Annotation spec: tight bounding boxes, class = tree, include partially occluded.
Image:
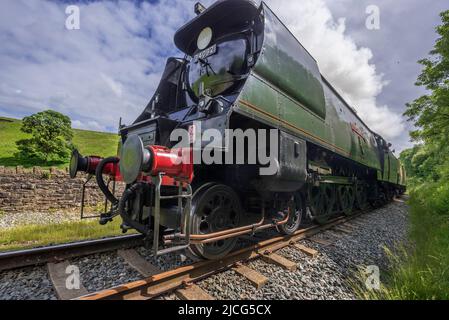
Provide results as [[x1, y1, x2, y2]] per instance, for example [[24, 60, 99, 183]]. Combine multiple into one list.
[[403, 10, 449, 184], [16, 110, 74, 162], [404, 10, 449, 146], [400, 145, 442, 187]]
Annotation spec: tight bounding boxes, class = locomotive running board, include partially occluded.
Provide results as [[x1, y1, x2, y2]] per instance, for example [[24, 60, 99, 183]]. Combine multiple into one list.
[[151, 173, 193, 257]]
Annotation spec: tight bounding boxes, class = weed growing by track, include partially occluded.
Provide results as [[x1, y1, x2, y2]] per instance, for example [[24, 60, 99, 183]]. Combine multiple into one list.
[[354, 184, 449, 299]]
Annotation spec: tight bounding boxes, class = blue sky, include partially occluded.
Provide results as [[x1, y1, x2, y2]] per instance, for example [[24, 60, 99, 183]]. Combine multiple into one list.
[[0, 0, 447, 152]]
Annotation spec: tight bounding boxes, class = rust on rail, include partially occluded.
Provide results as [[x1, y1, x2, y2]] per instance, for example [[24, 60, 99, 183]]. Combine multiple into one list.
[[77, 214, 356, 301]]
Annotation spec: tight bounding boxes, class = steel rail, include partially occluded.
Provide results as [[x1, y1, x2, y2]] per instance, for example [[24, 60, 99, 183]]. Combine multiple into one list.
[[76, 213, 361, 301], [0, 234, 144, 272]]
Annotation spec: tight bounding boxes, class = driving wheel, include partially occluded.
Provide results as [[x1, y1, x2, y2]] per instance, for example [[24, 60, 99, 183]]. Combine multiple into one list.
[[189, 183, 242, 260]]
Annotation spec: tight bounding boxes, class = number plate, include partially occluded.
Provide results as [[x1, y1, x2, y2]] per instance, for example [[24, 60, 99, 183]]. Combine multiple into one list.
[[194, 44, 217, 61]]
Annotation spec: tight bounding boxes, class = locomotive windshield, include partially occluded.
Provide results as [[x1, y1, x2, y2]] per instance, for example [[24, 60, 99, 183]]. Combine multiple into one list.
[[188, 36, 248, 98]]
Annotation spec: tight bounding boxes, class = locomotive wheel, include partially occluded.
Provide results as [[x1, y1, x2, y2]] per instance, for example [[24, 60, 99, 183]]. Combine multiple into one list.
[[378, 191, 387, 207], [278, 194, 305, 235], [308, 184, 335, 225], [387, 188, 394, 202], [189, 184, 242, 260], [355, 183, 369, 210], [338, 185, 355, 216]]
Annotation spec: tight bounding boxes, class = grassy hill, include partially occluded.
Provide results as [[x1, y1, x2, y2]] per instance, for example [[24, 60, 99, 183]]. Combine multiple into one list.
[[0, 116, 119, 168]]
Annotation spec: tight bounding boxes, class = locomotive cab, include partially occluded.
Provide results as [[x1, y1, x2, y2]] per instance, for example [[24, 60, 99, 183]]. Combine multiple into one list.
[[132, 0, 264, 128]]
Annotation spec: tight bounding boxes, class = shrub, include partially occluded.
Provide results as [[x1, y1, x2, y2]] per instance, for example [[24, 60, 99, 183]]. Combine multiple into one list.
[[41, 171, 52, 180]]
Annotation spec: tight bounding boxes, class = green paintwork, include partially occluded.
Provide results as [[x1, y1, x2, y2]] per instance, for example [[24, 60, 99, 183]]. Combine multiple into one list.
[[192, 72, 235, 97], [235, 3, 383, 171], [232, 2, 406, 186], [254, 4, 326, 119], [172, 0, 405, 186], [385, 151, 401, 184]]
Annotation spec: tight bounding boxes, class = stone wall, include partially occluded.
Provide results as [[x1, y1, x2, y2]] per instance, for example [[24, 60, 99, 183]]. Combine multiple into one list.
[[0, 166, 123, 213]]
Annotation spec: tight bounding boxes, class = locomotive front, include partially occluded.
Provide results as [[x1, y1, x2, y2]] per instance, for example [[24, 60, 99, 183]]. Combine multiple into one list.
[[69, 0, 268, 259]]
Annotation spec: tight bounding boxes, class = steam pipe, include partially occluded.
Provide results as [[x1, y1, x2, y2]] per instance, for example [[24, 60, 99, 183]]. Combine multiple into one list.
[[95, 157, 120, 205], [164, 215, 265, 241], [195, 214, 290, 244], [118, 183, 147, 234], [164, 212, 290, 245]]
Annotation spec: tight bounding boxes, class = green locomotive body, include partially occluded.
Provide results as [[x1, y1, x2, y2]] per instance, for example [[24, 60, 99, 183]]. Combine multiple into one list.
[[236, 2, 400, 184], [70, 0, 406, 260]]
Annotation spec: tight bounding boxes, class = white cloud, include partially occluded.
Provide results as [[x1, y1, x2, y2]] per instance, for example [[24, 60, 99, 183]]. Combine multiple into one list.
[[71, 119, 107, 132], [0, 0, 405, 143], [0, 0, 196, 130], [265, 0, 405, 140], [101, 73, 123, 98]]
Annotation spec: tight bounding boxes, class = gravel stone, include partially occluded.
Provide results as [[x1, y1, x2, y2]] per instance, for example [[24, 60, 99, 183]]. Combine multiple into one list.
[[0, 266, 57, 300], [0, 201, 408, 300], [135, 246, 197, 271], [195, 200, 408, 300], [70, 252, 142, 293], [0, 209, 81, 229]]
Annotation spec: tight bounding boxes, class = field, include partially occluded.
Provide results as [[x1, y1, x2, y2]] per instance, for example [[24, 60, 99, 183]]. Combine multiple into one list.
[[0, 116, 119, 168]]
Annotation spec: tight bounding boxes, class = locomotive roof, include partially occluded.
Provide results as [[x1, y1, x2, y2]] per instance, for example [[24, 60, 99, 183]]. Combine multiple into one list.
[[174, 0, 259, 55]]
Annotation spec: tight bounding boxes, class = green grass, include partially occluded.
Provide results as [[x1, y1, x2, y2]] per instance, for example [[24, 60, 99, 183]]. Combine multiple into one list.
[[355, 183, 449, 300], [0, 218, 136, 252], [0, 116, 119, 168]]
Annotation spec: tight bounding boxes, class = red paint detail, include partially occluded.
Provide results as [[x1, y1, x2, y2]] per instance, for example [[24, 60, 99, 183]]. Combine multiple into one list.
[[148, 146, 194, 183], [86, 156, 122, 181], [86, 157, 102, 174], [351, 123, 367, 142], [84, 146, 194, 187]]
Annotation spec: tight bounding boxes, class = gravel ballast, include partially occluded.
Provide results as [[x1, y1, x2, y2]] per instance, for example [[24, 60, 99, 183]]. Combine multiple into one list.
[[0, 200, 408, 300], [196, 200, 409, 300], [70, 252, 142, 293], [0, 266, 57, 300], [0, 210, 81, 229]]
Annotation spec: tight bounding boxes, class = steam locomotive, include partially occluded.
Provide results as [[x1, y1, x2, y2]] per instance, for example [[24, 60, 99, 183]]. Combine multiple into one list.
[[69, 0, 406, 260]]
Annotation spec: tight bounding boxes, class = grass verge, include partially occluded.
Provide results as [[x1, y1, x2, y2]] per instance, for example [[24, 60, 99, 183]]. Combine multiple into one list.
[[355, 183, 449, 299], [0, 218, 136, 252]]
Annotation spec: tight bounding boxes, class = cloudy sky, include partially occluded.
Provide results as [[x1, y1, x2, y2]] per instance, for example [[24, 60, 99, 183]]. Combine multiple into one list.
[[0, 0, 447, 153]]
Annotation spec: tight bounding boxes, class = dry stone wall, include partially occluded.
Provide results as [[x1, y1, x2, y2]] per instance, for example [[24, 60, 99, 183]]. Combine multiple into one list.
[[0, 166, 123, 213]]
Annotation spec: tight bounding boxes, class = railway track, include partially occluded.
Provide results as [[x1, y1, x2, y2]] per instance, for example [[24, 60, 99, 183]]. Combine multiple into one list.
[[0, 199, 407, 300], [75, 212, 365, 300], [0, 234, 143, 272]]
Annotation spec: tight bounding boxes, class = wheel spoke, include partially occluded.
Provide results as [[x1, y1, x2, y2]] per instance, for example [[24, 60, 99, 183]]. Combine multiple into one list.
[[309, 185, 334, 224], [191, 185, 242, 260]]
